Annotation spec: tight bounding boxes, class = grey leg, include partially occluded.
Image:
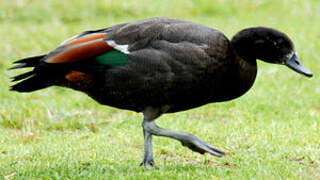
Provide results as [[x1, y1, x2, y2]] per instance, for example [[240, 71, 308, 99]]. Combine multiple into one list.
[[140, 106, 224, 169], [140, 107, 162, 169], [143, 120, 225, 157], [140, 119, 154, 169]]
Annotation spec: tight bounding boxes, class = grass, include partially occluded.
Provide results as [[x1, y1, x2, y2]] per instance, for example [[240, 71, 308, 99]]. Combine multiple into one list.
[[0, 0, 320, 179]]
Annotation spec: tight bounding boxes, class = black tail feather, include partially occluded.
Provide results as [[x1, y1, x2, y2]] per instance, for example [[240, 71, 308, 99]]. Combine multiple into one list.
[[13, 55, 45, 64], [9, 55, 53, 92], [9, 55, 45, 70], [8, 63, 28, 70], [11, 71, 35, 82], [10, 75, 54, 92]]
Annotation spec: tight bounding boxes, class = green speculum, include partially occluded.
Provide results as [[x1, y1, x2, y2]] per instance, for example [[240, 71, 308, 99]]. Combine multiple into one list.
[[95, 50, 129, 67]]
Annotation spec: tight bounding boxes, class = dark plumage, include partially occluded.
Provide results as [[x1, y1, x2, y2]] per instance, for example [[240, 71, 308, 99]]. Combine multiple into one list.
[[10, 17, 312, 168]]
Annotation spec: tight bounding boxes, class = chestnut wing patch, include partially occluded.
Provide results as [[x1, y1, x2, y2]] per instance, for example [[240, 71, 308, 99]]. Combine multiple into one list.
[[45, 33, 111, 63], [44, 32, 129, 67], [63, 33, 106, 47]]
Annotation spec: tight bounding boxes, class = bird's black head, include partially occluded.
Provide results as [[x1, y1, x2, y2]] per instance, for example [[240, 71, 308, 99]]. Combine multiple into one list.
[[231, 27, 313, 77]]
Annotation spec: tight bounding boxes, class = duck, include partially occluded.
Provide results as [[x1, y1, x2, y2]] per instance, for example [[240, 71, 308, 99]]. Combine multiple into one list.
[[9, 17, 313, 169]]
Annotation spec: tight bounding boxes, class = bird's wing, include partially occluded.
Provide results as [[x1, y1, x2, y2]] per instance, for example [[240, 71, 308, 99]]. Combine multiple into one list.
[[42, 23, 128, 66], [95, 17, 231, 78], [106, 17, 230, 57], [39, 17, 230, 69]]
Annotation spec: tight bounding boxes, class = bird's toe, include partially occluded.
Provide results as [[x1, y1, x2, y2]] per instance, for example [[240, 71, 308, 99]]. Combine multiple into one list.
[[140, 159, 154, 169]]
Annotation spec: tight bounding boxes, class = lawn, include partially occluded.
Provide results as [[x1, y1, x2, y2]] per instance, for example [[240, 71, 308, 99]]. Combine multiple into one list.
[[0, 0, 319, 179]]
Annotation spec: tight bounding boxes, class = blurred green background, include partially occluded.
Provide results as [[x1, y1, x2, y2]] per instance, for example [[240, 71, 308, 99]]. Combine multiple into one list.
[[0, 0, 319, 179]]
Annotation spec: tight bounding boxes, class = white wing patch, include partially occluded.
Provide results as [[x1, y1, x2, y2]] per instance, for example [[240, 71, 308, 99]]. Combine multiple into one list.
[[106, 40, 130, 54]]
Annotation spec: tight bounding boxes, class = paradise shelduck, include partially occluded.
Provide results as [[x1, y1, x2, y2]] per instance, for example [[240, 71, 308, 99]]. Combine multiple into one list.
[[9, 17, 313, 169]]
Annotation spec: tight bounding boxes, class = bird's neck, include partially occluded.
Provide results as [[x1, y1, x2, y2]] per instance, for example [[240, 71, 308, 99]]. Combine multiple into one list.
[[224, 44, 258, 100], [208, 51, 257, 102], [228, 28, 262, 97], [235, 54, 257, 88]]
